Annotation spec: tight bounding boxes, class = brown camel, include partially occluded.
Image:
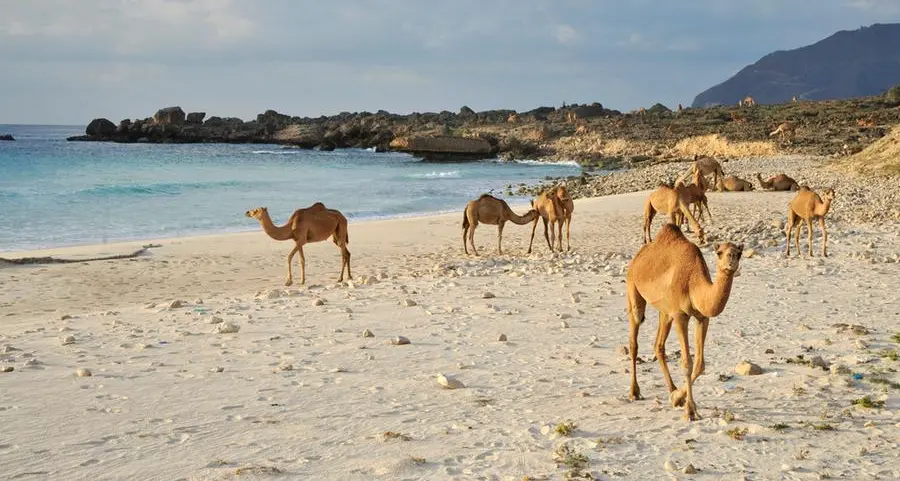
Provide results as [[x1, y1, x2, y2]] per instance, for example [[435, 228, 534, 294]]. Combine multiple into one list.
[[554, 185, 574, 251], [643, 183, 706, 245], [626, 223, 743, 421], [245, 204, 351, 286], [462, 194, 539, 256], [785, 188, 835, 257], [507, 113, 519, 124], [673, 171, 713, 226], [715, 175, 754, 192], [756, 172, 799, 191], [769, 122, 795, 143], [688, 155, 724, 190], [529, 190, 567, 253], [740, 96, 756, 107]]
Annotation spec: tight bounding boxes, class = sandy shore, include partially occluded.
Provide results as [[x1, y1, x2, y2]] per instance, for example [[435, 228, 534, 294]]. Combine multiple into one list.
[[1, 159, 899, 480]]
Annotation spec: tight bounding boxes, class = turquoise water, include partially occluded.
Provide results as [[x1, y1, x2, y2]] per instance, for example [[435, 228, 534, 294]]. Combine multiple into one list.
[[0, 124, 582, 251]]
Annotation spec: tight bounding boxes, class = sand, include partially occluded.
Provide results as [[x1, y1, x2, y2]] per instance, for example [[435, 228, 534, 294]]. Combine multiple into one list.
[[1, 168, 899, 480]]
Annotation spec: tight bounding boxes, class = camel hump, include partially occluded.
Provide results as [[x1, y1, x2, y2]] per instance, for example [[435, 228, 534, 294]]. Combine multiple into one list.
[[656, 223, 685, 242], [477, 193, 497, 201]]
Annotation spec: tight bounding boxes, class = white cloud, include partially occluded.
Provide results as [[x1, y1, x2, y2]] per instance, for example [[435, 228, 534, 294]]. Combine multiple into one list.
[[555, 24, 580, 45], [617, 32, 652, 50], [846, 0, 900, 12]]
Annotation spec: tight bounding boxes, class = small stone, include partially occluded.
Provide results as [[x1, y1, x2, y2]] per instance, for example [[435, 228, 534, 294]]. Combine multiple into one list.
[[60, 335, 76, 346], [168, 300, 184, 309], [664, 460, 677, 472], [75, 368, 92, 377], [570, 293, 580, 303], [436, 373, 465, 389], [735, 361, 763, 375], [829, 363, 851, 376], [278, 362, 293, 371], [683, 463, 697, 474], [391, 336, 410, 346], [810, 355, 829, 370], [864, 420, 875, 428], [497, 333, 508, 342], [1, 366, 13, 373], [216, 322, 240, 334], [854, 339, 869, 349], [765, 348, 774, 354], [616, 345, 629, 356], [60, 314, 73, 320], [401, 299, 417, 307], [23, 359, 40, 368], [311, 298, 325, 307], [211, 366, 224, 373], [362, 329, 375, 338], [482, 291, 495, 299]]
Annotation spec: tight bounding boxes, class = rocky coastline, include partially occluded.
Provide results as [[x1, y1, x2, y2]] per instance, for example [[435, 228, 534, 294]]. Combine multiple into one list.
[[0, 134, 14, 141], [68, 94, 899, 165]]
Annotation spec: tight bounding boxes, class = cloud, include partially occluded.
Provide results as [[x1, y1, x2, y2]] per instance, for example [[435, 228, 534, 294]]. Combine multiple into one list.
[[555, 24, 580, 45]]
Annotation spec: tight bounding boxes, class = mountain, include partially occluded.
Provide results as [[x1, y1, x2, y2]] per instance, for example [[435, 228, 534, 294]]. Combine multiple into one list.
[[691, 23, 900, 108]]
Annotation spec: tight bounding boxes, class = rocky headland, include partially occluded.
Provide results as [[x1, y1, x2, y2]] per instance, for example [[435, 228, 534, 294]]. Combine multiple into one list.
[[68, 93, 900, 166], [0, 134, 14, 141]]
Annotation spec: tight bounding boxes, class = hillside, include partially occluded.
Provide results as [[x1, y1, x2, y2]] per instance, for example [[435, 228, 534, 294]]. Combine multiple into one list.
[[692, 23, 900, 107]]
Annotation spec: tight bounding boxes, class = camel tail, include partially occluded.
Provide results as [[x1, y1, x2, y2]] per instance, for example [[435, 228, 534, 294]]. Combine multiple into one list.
[[462, 209, 469, 230]]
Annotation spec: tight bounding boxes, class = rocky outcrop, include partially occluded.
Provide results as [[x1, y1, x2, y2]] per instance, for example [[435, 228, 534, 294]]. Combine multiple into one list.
[[153, 106, 186, 126], [390, 135, 492, 161], [185, 112, 206, 125], [86, 118, 117, 137], [0, 134, 14, 141]]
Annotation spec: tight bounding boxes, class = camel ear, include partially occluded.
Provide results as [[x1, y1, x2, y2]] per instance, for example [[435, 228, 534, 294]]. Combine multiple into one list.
[[713, 243, 722, 253]]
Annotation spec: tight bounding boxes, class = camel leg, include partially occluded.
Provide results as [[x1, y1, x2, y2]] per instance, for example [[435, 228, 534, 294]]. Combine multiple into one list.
[[785, 211, 796, 256], [565, 216, 571, 251], [819, 217, 828, 257], [297, 245, 307, 285], [643, 202, 655, 244], [672, 314, 699, 421], [703, 200, 713, 225], [497, 221, 505, 255], [462, 225, 469, 255], [626, 284, 646, 401], [691, 316, 709, 382], [542, 217, 551, 251], [468, 223, 479, 257], [285, 244, 299, 286], [527, 218, 539, 254], [805, 218, 814, 257], [338, 243, 351, 282], [653, 312, 678, 395], [555, 220, 563, 252]]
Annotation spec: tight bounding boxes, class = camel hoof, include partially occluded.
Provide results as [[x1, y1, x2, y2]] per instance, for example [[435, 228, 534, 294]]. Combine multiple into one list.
[[629, 389, 643, 401], [684, 403, 700, 421], [284, 279, 293, 287], [670, 389, 687, 408]]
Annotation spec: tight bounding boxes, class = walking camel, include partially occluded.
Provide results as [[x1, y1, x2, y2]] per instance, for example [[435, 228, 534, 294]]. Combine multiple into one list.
[[529, 190, 567, 253], [643, 183, 707, 246], [785, 188, 836, 257], [688, 155, 724, 190], [462, 194, 539, 256], [626, 223, 743, 420], [245, 204, 351, 286]]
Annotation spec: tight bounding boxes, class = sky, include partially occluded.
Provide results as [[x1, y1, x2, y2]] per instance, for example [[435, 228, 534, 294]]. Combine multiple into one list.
[[1, 0, 899, 125]]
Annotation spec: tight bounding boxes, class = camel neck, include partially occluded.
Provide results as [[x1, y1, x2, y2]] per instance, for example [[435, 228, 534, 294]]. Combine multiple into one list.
[[691, 269, 735, 318], [259, 212, 294, 241], [817, 198, 833, 216]]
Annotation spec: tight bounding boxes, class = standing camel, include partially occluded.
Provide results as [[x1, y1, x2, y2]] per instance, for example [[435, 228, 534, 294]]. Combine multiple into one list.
[[462, 194, 538, 256], [245, 204, 351, 286], [687, 155, 724, 190], [769, 122, 795, 143], [554, 185, 574, 251], [785, 188, 835, 257], [529, 190, 566, 253], [643, 183, 706, 245], [626, 223, 743, 421]]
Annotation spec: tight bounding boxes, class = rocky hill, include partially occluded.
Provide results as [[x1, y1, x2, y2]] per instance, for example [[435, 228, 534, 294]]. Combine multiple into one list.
[[692, 23, 900, 107]]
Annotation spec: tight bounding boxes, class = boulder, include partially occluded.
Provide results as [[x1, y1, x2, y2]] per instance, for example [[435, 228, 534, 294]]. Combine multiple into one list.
[[117, 119, 131, 133], [185, 112, 206, 125], [85, 118, 117, 137], [152, 106, 186, 126], [389, 135, 492, 161], [0, 134, 14, 141], [459, 105, 475, 116], [273, 124, 325, 148]]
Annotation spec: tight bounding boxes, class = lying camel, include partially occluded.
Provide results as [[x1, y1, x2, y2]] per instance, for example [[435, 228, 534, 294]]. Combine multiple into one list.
[[715, 175, 754, 192], [756, 173, 799, 191], [463, 194, 538, 256], [688, 155, 724, 190], [786, 188, 835, 257], [529, 190, 567, 253], [643, 183, 706, 245], [246, 204, 351, 286], [769, 122, 795, 142], [626, 223, 743, 421]]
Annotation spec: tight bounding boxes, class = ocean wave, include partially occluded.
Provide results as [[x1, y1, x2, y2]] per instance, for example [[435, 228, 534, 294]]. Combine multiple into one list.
[[72, 180, 247, 197], [251, 149, 302, 155], [486, 158, 581, 167], [406, 170, 461, 179]]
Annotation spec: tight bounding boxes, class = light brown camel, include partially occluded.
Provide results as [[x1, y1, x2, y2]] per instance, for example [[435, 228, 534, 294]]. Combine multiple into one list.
[[688, 155, 724, 190], [565, 111, 578, 124], [643, 183, 706, 245], [715, 175, 754, 192], [756, 172, 799, 191], [462, 194, 539, 256], [245, 204, 351, 286], [792, 96, 798, 103], [529, 190, 567, 253], [554, 185, 574, 251], [626, 223, 743, 421], [507, 113, 519, 124], [769, 122, 795, 142], [740, 96, 756, 107], [785, 188, 835, 257], [673, 171, 713, 225]]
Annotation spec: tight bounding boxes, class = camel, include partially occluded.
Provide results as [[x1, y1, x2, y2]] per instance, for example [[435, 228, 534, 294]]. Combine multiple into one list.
[[673, 170, 713, 225], [677, 104, 684, 113], [507, 113, 519, 124], [756, 172, 799, 191], [785, 188, 835, 257], [565, 111, 578, 124], [245, 204, 351, 286], [642, 183, 706, 246], [792, 96, 798, 103], [626, 223, 743, 421], [740, 96, 756, 107], [688, 154, 724, 190], [462, 194, 539, 256], [715, 175, 754, 192], [529, 190, 567, 253], [769, 122, 796, 143], [554, 185, 574, 251]]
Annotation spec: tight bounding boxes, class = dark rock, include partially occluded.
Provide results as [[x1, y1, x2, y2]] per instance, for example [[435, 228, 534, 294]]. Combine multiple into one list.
[[0, 134, 14, 141], [185, 112, 206, 124], [459, 105, 475, 116], [85, 118, 116, 137], [317, 140, 336, 151], [116, 119, 131, 133], [153, 106, 186, 126]]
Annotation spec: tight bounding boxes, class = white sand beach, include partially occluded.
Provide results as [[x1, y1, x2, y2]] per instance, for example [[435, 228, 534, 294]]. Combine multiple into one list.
[[1, 158, 899, 480]]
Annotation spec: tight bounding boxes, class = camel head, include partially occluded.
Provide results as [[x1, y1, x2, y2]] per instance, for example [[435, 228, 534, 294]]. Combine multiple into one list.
[[713, 242, 743, 275], [555, 185, 571, 201], [820, 188, 835, 203], [245, 207, 268, 220]]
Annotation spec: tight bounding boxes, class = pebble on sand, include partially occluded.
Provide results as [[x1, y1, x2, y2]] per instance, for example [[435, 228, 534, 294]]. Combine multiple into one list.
[[362, 329, 375, 338], [497, 333, 508, 342], [1, 366, 13, 373], [400, 299, 417, 307], [278, 362, 293, 371], [169, 300, 184, 309], [482, 291, 495, 299], [75, 368, 92, 377], [683, 464, 697, 474], [436, 373, 465, 389], [735, 361, 763, 375], [216, 322, 240, 334], [60, 335, 76, 346], [391, 336, 410, 345], [312, 298, 325, 306]]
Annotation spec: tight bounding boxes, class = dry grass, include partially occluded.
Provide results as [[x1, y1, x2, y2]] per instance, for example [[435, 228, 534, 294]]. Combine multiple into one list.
[[834, 124, 900, 174], [674, 134, 779, 158], [551, 133, 643, 158]]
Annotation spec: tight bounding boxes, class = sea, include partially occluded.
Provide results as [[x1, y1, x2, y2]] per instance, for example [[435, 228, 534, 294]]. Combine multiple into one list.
[[0, 124, 583, 252]]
